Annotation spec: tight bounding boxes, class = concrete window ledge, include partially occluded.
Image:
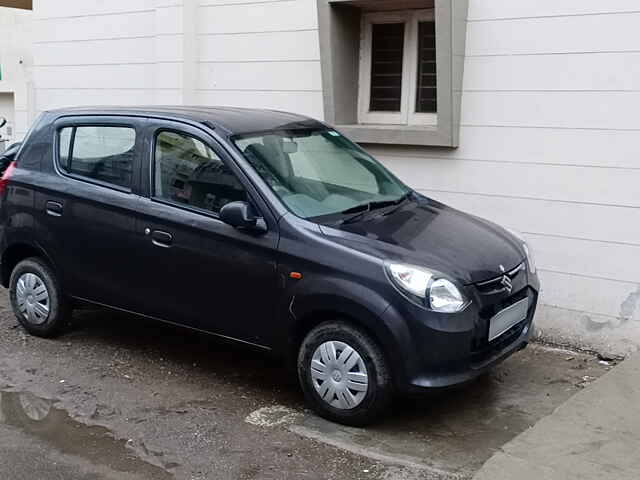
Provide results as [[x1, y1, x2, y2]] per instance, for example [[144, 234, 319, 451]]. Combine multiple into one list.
[[335, 123, 452, 147], [317, 0, 468, 147]]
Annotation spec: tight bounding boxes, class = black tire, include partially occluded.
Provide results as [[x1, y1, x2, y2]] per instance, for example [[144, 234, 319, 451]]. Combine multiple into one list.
[[298, 321, 393, 427], [9, 257, 70, 338]]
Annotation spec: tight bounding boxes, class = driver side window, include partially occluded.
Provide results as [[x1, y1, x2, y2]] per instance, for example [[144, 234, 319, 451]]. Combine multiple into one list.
[[154, 131, 246, 213]]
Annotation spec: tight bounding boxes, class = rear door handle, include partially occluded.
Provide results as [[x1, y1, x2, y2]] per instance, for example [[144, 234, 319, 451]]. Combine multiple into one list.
[[150, 230, 173, 248], [45, 201, 63, 217]]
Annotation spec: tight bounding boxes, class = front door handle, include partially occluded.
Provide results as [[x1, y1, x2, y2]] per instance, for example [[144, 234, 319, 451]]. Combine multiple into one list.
[[150, 230, 173, 248], [45, 201, 63, 217]]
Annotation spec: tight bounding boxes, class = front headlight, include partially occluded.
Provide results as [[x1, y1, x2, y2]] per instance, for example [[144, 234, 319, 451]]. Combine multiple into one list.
[[385, 263, 468, 313], [429, 278, 466, 313], [506, 228, 536, 274]]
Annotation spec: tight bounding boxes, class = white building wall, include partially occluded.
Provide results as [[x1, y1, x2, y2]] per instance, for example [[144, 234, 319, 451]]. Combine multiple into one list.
[[195, 0, 322, 118], [31, 0, 186, 111], [30, 0, 323, 116], [0, 6, 33, 141], [8, 0, 640, 355]]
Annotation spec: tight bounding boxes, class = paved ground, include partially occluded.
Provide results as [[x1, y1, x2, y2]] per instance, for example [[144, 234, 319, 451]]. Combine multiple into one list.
[[0, 289, 614, 479], [474, 353, 640, 480]]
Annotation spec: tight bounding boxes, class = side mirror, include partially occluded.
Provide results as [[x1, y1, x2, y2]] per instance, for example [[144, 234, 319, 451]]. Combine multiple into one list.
[[219, 201, 265, 232]]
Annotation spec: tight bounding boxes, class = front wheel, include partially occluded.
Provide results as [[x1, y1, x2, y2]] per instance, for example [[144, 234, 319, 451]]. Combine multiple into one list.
[[9, 257, 70, 338], [297, 321, 393, 426]]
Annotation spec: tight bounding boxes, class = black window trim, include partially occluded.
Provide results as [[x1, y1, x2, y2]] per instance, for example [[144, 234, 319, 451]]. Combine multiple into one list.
[[149, 127, 253, 221], [53, 121, 139, 194]]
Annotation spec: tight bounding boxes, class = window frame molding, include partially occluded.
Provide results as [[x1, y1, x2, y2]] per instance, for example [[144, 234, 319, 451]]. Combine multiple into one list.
[[358, 9, 436, 127], [317, 0, 468, 147], [358, 11, 412, 126], [408, 9, 438, 126]]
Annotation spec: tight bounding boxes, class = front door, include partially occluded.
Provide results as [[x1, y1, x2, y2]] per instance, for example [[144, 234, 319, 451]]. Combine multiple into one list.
[[131, 121, 280, 348]]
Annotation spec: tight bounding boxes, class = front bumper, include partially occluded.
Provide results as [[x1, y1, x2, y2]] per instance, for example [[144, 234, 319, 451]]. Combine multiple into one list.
[[384, 265, 540, 393]]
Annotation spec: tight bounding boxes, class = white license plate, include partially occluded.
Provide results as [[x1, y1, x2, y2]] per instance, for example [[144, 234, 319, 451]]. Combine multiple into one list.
[[488, 298, 529, 342]]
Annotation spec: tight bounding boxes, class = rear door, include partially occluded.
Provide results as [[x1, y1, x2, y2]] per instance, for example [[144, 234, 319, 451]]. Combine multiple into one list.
[[130, 120, 280, 347], [35, 115, 145, 309]]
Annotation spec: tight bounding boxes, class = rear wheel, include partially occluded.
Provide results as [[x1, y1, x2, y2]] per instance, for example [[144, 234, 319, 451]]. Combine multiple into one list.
[[9, 257, 69, 338], [298, 321, 393, 426]]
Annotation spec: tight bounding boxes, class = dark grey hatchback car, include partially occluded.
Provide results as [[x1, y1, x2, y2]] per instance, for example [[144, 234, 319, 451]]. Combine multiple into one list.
[[0, 107, 539, 425]]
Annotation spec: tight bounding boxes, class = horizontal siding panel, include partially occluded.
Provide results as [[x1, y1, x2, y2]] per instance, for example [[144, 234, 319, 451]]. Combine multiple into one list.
[[464, 53, 640, 92], [153, 5, 182, 36], [33, 38, 157, 65], [195, 90, 323, 119], [197, 1, 317, 34], [461, 91, 640, 130], [469, 0, 640, 21], [152, 89, 183, 104], [34, 0, 154, 19], [34, 64, 181, 89], [467, 13, 640, 56], [198, 31, 319, 62], [529, 234, 640, 284], [364, 127, 640, 169], [538, 270, 638, 321], [420, 191, 640, 247], [35, 11, 154, 42], [154, 35, 183, 63], [34, 88, 157, 111], [197, 61, 321, 91], [374, 155, 640, 207]]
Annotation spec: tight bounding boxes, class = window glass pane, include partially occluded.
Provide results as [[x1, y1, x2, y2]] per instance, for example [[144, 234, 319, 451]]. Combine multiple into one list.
[[289, 136, 378, 194], [154, 131, 246, 213], [58, 127, 72, 170], [370, 23, 405, 112], [60, 126, 135, 188], [234, 129, 409, 219], [416, 21, 437, 113]]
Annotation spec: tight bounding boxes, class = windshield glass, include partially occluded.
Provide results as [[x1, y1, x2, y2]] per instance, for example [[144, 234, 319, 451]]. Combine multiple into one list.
[[232, 128, 410, 220]]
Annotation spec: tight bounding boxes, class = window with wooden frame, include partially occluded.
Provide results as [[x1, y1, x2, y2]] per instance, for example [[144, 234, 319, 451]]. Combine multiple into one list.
[[358, 9, 436, 126]]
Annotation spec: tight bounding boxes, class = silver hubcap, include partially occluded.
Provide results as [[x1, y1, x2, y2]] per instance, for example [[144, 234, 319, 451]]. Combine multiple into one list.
[[310, 341, 369, 410], [16, 273, 50, 325]]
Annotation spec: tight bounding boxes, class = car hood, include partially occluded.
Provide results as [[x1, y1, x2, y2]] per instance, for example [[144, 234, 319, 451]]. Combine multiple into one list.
[[319, 195, 525, 285]]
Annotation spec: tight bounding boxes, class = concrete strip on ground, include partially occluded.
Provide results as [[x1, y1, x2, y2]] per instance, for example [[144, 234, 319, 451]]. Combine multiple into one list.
[[473, 354, 640, 480]]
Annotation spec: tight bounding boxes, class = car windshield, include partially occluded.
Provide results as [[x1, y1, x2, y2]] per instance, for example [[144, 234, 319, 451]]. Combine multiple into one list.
[[232, 128, 410, 220]]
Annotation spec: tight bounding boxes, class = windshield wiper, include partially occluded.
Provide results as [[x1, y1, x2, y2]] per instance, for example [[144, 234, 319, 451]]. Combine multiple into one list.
[[340, 193, 411, 225]]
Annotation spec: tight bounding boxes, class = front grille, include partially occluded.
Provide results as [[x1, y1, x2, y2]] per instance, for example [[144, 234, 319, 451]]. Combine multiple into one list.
[[469, 262, 535, 364], [475, 262, 525, 295]]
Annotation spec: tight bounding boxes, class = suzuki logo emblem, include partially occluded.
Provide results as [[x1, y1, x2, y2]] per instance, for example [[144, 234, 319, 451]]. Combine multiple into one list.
[[500, 274, 513, 294]]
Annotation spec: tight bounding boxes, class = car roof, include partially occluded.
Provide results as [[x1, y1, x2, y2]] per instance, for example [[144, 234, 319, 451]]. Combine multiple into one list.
[[45, 106, 325, 137]]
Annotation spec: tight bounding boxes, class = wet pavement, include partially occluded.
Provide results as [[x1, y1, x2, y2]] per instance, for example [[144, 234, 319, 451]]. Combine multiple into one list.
[[0, 289, 614, 479], [0, 391, 170, 479]]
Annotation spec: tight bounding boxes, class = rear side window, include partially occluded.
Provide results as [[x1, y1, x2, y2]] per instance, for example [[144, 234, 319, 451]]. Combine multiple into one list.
[[57, 126, 136, 189]]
